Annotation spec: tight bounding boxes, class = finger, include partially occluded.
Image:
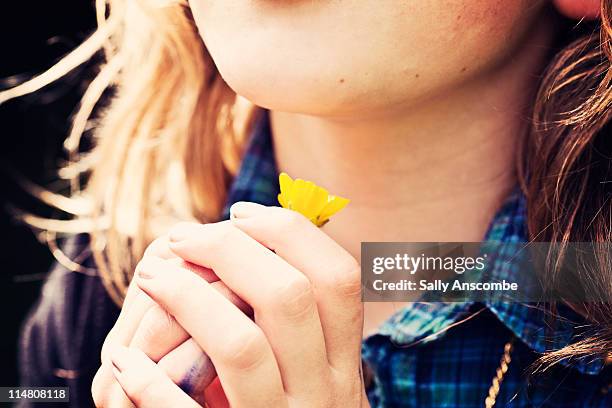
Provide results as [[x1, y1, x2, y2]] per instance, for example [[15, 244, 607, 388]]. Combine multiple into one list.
[[95, 237, 176, 408], [158, 338, 216, 405], [103, 236, 176, 355], [128, 282, 251, 406], [167, 222, 330, 396], [230, 203, 363, 371], [105, 236, 211, 350], [129, 280, 251, 361], [110, 346, 201, 408], [96, 253, 243, 407], [91, 360, 135, 408], [94, 283, 153, 408], [129, 305, 189, 361], [135, 257, 287, 408]]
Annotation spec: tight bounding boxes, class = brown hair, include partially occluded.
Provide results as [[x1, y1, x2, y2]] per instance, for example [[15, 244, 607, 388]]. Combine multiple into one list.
[[519, 1, 612, 363]]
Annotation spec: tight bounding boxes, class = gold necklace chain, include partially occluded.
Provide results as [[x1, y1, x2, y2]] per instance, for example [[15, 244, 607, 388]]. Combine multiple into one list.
[[361, 338, 516, 407], [484, 338, 515, 408]]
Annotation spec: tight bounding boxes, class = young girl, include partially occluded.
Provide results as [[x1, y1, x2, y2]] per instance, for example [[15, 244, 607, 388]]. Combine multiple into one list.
[[5, 0, 611, 406]]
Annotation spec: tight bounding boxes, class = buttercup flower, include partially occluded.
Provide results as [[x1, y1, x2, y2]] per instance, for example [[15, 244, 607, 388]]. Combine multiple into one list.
[[277, 172, 350, 227]]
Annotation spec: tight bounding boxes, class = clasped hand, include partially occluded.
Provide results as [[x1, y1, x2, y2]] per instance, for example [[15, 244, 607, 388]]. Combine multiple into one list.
[[92, 202, 368, 408]]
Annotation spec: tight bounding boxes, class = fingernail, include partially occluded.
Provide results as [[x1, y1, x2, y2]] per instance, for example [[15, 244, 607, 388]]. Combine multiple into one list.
[[168, 222, 194, 243], [136, 258, 158, 280], [229, 202, 267, 219]]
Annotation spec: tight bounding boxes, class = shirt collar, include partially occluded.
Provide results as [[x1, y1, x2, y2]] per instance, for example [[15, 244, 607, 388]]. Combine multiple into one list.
[[222, 112, 279, 219], [222, 111, 605, 375]]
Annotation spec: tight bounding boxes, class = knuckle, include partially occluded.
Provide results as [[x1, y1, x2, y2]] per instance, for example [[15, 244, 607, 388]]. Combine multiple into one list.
[[280, 209, 309, 231], [123, 382, 144, 406], [99, 327, 125, 364], [91, 367, 109, 407], [137, 306, 177, 344], [166, 274, 197, 313], [273, 275, 316, 320], [322, 258, 362, 297], [218, 327, 269, 370], [204, 222, 237, 253], [100, 336, 113, 363], [135, 374, 170, 406]]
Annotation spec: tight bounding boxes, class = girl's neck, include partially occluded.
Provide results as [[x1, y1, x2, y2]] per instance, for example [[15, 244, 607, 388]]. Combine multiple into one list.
[[270, 15, 554, 259]]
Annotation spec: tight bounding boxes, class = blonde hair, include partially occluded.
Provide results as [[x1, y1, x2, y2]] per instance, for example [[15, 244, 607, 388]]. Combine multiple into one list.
[[1, 0, 253, 305]]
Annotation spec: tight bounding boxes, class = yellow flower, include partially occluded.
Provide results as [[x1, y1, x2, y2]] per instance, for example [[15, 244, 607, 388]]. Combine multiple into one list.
[[277, 172, 350, 227]]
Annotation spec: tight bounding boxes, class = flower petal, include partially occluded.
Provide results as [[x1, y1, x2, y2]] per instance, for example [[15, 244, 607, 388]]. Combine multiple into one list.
[[279, 173, 294, 199], [276, 173, 349, 227], [317, 196, 350, 225], [291, 179, 329, 220]]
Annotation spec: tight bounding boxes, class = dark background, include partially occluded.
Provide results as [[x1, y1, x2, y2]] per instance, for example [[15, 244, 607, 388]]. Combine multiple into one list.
[[0, 1, 96, 386]]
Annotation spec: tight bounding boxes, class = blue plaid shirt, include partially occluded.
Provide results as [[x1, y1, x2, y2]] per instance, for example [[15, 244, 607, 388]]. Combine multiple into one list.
[[223, 112, 612, 407]]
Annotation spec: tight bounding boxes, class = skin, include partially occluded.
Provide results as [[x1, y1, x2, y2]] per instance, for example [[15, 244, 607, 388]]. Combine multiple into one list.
[[192, 0, 545, 117], [96, 211, 365, 407], [91, 1, 602, 407]]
